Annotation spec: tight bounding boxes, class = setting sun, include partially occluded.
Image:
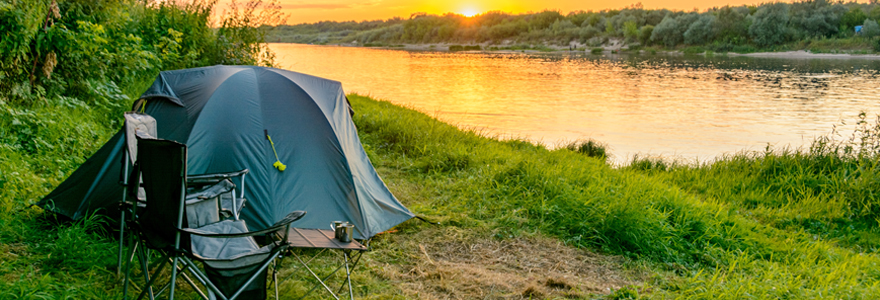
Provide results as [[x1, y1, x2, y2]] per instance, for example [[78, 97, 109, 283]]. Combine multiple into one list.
[[460, 8, 479, 17]]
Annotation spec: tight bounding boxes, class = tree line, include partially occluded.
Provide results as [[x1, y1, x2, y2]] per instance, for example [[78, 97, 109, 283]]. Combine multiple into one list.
[[269, 1, 880, 51]]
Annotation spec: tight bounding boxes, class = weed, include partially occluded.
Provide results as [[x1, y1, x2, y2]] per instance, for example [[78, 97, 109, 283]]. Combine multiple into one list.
[[563, 139, 610, 163]]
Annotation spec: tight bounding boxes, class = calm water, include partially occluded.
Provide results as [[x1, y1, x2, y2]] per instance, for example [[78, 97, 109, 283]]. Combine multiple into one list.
[[270, 43, 880, 164]]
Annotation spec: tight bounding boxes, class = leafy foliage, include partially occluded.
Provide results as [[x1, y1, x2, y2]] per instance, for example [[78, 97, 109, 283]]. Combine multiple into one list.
[[748, 3, 791, 47], [270, 1, 880, 52], [0, 1, 282, 296], [863, 19, 880, 38]]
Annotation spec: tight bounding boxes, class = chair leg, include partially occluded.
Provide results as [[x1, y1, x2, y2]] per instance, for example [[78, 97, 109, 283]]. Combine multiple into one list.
[[228, 251, 283, 300], [171, 257, 210, 300], [169, 256, 180, 299], [274, 259, 279, 300], [180, 257, 228, 300], [118, 209, 126, 278], [136, 243, 156, 300], [122, 234, 134, 299], [136, 258, 168, 300]]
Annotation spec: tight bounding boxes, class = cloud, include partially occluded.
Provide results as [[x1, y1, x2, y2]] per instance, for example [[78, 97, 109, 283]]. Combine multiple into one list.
[[279, 0, 382, 10], [350, 0, 382, 8], [279, 3, 348, 9]]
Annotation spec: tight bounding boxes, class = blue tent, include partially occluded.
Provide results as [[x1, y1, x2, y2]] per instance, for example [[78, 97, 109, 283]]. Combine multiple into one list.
[[39, 65, 414, 239]]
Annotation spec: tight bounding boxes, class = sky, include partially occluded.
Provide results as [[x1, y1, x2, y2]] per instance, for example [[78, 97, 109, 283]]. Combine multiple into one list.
[[266, 0, 777, 24]]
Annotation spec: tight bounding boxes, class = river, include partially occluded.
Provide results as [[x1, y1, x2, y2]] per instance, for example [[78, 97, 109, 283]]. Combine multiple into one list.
[[269, 43, 880, 164]]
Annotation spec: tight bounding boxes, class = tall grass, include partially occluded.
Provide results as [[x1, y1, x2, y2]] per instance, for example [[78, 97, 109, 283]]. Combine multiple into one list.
[[4, 88, 880, 298], [349, 94, 880, 298]]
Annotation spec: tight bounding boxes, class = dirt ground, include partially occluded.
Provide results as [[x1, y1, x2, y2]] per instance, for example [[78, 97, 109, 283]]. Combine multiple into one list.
[[371, 228, 643, 299]]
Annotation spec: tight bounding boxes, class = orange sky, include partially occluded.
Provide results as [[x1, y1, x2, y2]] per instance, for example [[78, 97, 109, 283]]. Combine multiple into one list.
[[267, 0, 777, 24]]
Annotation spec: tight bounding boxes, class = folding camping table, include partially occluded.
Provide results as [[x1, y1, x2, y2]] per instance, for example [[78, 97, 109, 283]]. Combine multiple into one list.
[[284, 228, 368, 300]]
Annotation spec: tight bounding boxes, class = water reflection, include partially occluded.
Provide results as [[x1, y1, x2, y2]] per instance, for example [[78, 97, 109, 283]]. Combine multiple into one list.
[[270, 44, 880, 164]]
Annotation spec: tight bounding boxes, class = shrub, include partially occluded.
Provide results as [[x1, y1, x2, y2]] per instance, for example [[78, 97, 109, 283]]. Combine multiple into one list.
[[591, 47, 604, 54], [564, 140, 609, 163], [684, 14, 716, 45], [749, 3, 792, 47], [863, 19, 880, 38], [638, 25, 654, 45], [682, 46, 705, 54], [651, 15, 682, 47]]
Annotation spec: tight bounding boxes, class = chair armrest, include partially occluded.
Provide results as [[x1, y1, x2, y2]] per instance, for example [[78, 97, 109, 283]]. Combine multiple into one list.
[[180, 211, 306, 239], [185, 179, 235, 202], [187, 169, 249, 184]]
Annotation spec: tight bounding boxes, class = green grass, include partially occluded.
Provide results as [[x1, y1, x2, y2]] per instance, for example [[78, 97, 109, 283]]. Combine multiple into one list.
[[349, 95, 880, 298], [448, 45, 481, 51], [3, 93, 880, 298]]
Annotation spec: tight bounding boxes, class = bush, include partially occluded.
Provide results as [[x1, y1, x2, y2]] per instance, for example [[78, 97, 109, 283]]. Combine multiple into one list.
[[638, 25, 654, 45], [564, 140, 609, 163], [749, 3, 792, 47], [684, 14, 716, 45], [651, 15, 682, 47], [863, 19, 880, 38], [591, 47, 604, 54], [682, 46, 705, 54]]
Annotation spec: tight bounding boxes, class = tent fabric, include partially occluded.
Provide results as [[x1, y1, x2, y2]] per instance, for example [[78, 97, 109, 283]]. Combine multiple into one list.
[[38, 65, 414, 239]]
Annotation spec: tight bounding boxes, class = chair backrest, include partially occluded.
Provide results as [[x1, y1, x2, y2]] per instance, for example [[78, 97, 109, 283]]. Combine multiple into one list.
[[136, 136, 190, 250], [123, 113, 157, 202], [124, 112, 158, 164]]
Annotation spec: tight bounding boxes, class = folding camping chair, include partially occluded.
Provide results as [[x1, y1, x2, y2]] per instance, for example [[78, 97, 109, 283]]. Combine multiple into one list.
[[117, 113, 156, 276], [117, 113, 250, 277], [123, 136, 306, 300]]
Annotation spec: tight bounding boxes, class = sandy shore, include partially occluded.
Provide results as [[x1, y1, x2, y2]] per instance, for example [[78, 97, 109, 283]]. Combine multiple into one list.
[[331, 43, 880, 59], [728, 50, 880, 59]]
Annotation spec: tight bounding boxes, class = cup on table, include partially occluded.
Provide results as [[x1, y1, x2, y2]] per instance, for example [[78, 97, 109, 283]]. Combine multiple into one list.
[[336, 223, 354, 243], [331, 221, 348, 239]]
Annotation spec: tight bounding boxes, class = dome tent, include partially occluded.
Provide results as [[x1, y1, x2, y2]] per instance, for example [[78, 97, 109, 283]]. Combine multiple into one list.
[[38, 65, 414, 239]]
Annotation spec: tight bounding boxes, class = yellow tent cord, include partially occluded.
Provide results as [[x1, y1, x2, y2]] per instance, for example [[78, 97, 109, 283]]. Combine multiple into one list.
[[139, 99, 147, 113], [266, 134, 286, 171]]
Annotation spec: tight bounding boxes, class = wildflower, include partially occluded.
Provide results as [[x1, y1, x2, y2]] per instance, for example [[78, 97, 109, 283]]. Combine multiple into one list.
[[50, 0, 61, 19], [43, 52, 57, 78]]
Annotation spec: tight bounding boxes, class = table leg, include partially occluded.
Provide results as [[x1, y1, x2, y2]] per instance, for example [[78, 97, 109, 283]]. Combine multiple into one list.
[[344, 251, 354, 300], [293, 251, 340, 300]]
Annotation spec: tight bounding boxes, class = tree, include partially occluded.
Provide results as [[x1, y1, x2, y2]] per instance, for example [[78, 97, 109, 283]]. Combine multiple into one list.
[[639, 24, 654, 45], [623, 21, 639, 40], [863, 19, 880, 38], [749, 3, 791, 47], [651, 15, 682, 46], [684, 14, 716, 44], [841, 6, 867, 32], [714, 6, 749, 44], [789, 0, 844, 39]]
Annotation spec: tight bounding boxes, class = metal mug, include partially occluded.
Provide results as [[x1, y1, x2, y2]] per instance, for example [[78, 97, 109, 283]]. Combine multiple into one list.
[[331, 221, 347, 238], [336, 223, 354, 243], [330, 221, 348, 230]]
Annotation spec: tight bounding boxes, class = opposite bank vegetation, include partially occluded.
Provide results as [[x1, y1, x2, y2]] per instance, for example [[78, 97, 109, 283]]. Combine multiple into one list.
[[270, 1, 880, 54], [4, 0, 880, 299]]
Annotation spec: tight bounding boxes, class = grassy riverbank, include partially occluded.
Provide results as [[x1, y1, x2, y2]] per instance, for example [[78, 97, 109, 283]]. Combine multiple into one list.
[[3, 90, 880, 298]]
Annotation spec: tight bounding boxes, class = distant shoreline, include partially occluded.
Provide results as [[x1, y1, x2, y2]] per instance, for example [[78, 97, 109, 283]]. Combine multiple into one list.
[[728, 50, 880, 59], [273, 42, 880, 59]]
